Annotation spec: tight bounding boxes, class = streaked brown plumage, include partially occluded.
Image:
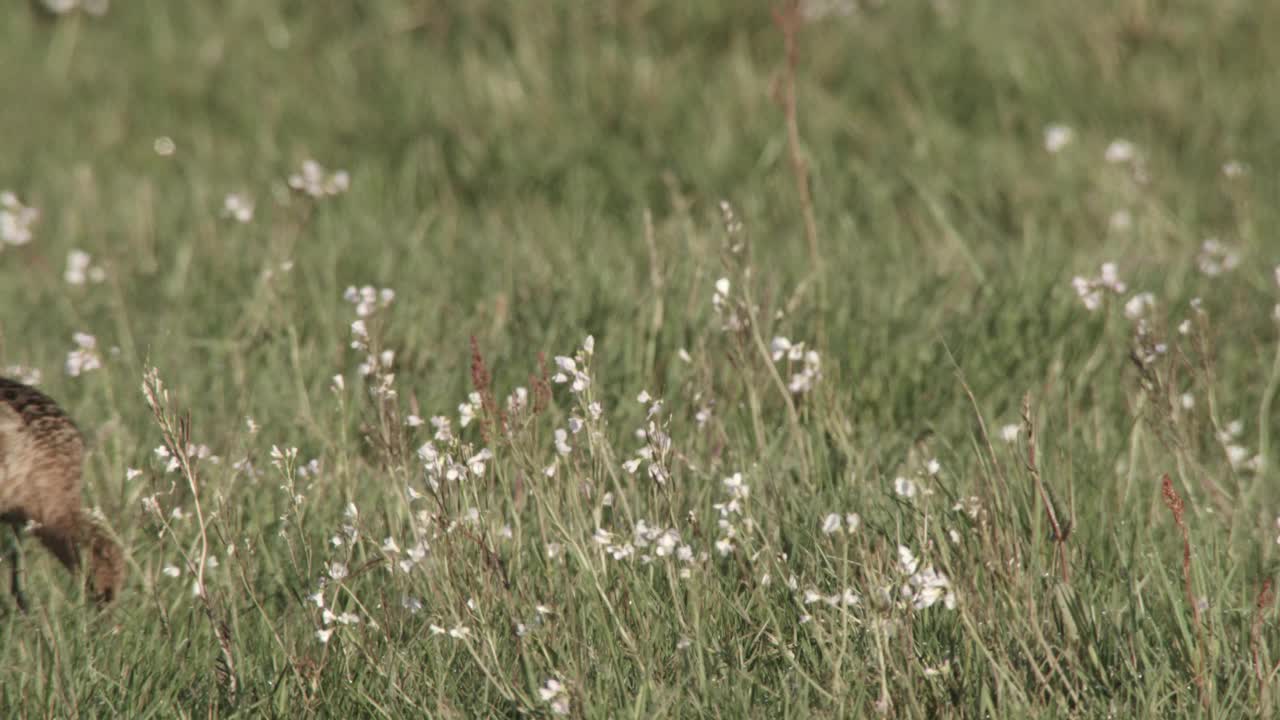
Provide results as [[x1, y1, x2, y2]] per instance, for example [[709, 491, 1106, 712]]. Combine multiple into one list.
[[0, 377, 123, 609]]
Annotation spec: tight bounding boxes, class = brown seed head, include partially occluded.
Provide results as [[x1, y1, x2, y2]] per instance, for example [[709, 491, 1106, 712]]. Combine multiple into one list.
[[1160, 474, 1184, 525]]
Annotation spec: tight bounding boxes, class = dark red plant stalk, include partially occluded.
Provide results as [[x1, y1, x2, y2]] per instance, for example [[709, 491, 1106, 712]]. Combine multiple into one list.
[[531, 352, 552, 417], [1252, 578, 1274, 704], [1161, 473, 1207, 706], [770, 0, 819, 276], [469, 335, 505, 443]]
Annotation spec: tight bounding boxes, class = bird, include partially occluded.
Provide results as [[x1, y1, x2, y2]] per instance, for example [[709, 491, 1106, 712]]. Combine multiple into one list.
[[0, 376, 123, 610]]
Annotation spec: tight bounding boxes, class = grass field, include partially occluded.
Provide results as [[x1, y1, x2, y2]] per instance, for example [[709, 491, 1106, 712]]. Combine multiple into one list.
[[2, 1, 1280, 716]]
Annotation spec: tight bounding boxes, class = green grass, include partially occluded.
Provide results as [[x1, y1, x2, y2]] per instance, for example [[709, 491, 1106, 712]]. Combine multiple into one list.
[[2, 0, 1280, 716]]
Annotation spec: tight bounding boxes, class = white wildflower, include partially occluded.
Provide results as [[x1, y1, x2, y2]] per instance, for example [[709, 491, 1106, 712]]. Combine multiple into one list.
[[845, 513, 861, 532], [821, 513, 842, 535], [893, 477, 916, 499], [65, 333, 102, 376], [0, 192, 39, 246], [222, 193, 254, 223], [1124, 292, 1156, 320], [1104, 139, 1137, 164], [288, 160, 350, 198], [1043, 124, 1073, 153]]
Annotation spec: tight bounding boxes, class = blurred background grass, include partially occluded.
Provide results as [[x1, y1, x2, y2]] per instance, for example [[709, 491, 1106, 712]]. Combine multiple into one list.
[[1, 1, 1279, 716]]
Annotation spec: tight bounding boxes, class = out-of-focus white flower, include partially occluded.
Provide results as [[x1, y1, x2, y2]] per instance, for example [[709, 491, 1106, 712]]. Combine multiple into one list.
[[722, 473, 749, 500], [770, 337, 794, 361], [539, 678, 564, 702], [538, 677, 570, 715], [897, 545, 919, 575], [467, 448, 492, 477], [222, 193, 254, 223], [1225, 444, 1249, 468], [289, 160, 349, 198], [898, 545, 957, 610], [894, 477, 916, 499], [821, 513, 842, 535], [64, 250, 104, 285], [1197, 239, 1240, 277], [1104, 139, 1137, 164], [1124, 292, 1156, 320], [1043, 124, 1074, 154], [845, 513, 860, 532], [554, 428, 572, 456], [0, 192, 39, 246], [1099, 263, 1125, 292], [65, 333, 102, 376], [1072, 262, 1126, 312]]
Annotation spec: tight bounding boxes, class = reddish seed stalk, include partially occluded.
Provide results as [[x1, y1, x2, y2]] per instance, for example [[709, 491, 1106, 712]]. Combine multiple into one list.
[[531, 352, 552, 417], [1253, 579, 1274, 706], [469, 335, 505, 443], [1161, 474, 1207, 707], [772, 0, 821, 287]]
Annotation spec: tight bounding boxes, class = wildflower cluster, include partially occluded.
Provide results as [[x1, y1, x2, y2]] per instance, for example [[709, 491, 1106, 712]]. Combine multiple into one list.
[[1103, 137, 1149, 183], [222, 193, 254, 223], [308, 527, 372, 645], [538, 678, 571, 716], [621, 391, 673, 484], [288, 160, 350, 199], [64, 333, 102, 377], [771, 336, 821, 394], [64, 250, 105, 286], [1218, 419, 1261, 472], [593, 519, 697, 572], [344, 285, 396, 394], [711, 277, 744, 331], [820, 511, 860, 535], [551, 336, 594, 395], [896, 545, 956, 610], [712, 472, 751, 557], [0, 192, 38, 247], [1071, 262, 1126, 311], [1196, 239, 1240, 277], [417, 423, 491, 492]]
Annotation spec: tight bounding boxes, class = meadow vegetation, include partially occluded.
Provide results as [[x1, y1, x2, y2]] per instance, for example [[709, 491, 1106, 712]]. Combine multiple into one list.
[[2, 1, 1280, 716]]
